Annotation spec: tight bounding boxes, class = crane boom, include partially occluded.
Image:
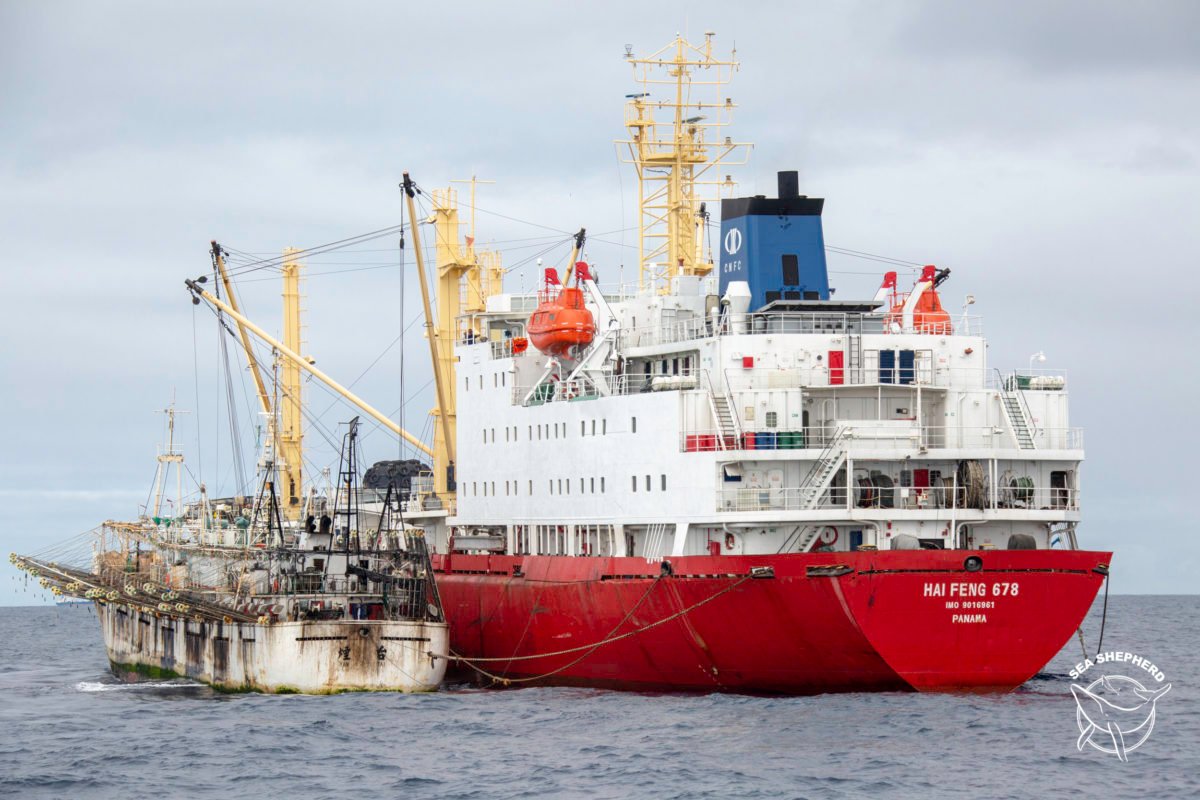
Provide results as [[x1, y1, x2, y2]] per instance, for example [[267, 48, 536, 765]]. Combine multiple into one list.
[[211, 241, 271, 415], [185, 279, 434, 458]]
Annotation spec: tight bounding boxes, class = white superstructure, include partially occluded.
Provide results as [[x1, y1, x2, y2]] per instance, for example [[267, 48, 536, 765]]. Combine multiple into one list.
[[442, 261, 1081, 561]]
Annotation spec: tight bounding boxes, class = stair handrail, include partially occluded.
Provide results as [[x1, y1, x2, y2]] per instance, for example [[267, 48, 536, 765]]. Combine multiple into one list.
[[798, 425, 848, 506], [993, 368, 1039, 447], [703, 368, 742, 446], [1013, 378, 1041, 440]]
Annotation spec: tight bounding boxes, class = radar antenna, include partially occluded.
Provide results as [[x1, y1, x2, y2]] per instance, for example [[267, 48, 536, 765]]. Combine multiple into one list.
[[618, 32, 752, 291]]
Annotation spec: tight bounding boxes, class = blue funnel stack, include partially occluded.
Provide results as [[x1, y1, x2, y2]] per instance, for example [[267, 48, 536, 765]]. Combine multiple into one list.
[[718, 171, 830, 310]]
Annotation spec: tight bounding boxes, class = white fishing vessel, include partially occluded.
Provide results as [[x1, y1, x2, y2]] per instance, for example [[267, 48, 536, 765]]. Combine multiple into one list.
[[14, 251, 448, 694]]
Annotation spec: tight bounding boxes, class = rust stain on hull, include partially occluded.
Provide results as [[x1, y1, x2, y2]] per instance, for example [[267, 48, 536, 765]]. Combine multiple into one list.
[[97, 602, 447, 693]]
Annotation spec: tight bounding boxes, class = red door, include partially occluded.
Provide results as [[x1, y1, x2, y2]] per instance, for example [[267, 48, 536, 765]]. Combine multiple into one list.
[[828, 351, 845, 385]]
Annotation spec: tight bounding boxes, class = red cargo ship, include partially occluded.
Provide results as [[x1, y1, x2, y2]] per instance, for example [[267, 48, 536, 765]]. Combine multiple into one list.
[[433, 550, 1107, 692], [385, 33, 1105, 693]]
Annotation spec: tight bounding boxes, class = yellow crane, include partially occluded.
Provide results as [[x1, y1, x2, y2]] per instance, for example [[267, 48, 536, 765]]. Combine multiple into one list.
[[195, 173, 503, 511]]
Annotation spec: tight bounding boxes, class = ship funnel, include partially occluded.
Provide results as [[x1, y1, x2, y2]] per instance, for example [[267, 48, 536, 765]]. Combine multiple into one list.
[[719, 171, 829, 310], [777, 170, 799, 199]]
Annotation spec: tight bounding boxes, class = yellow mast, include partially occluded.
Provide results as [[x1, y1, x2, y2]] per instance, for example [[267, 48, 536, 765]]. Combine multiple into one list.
[[185, 279, 434, 458], [619, 32, 750, 291], [402, 173, 457, 502], [279, 248, 304, 519], [450, 176, 503, 316], [402, 173, 505, 505]]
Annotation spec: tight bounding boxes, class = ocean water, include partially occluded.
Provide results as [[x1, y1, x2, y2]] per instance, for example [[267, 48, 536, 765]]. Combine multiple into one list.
[[0, 596, 1195, 800]]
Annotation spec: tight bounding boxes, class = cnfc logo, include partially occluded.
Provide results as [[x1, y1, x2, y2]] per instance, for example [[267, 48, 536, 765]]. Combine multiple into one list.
[[1069, 651, 1171, 761], [723, 227, 742, 256]]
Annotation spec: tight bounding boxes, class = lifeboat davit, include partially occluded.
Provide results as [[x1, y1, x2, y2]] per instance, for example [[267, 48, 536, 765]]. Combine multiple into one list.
[[882, 265, 954, 335], [528, 263, 596, 356]]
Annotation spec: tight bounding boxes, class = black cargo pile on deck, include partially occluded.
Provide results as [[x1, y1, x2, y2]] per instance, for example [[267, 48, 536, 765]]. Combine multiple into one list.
[[363, 459, 430, 496]]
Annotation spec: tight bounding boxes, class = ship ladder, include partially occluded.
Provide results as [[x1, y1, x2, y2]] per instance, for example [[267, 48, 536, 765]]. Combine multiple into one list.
[[1000, 391, 1037, 449], [704, 371, 741, 450], [796, 427, 849, 509]]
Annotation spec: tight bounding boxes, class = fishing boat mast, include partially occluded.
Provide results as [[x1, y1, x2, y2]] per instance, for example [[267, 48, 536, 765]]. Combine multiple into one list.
[[185, 279, 434, 459], [278, 248, 305, 518], [151, 400, 186, 519]]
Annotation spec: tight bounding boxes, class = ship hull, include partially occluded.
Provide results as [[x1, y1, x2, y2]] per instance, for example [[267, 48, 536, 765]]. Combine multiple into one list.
[[434, 549, 1109, 694], [95, 602, 448, 693]]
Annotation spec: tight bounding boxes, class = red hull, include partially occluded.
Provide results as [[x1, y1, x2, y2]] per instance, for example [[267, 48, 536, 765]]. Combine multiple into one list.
[[434, 550, 1110, 694]]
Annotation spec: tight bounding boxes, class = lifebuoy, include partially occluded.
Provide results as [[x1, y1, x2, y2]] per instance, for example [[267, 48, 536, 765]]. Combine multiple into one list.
[[724, 532, 736, 550], [818, 526, 839, 546]]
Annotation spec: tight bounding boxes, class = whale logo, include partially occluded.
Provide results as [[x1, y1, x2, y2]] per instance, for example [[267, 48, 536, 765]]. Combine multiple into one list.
[[1071, 675, 1171, 761]]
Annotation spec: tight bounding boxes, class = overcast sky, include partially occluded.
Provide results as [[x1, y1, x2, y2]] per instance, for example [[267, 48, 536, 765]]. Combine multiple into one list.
[[2, 1, 1197, 602]]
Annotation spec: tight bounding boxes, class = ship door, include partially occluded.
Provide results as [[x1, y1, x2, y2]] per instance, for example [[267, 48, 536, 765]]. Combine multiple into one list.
[[828, 350, 845, 385], [879, 349, 896, 384], [898, 350, 916, 385]]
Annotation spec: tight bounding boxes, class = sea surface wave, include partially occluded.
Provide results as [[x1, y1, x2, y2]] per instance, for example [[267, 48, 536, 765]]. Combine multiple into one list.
[[1, 597, 1195, 799]]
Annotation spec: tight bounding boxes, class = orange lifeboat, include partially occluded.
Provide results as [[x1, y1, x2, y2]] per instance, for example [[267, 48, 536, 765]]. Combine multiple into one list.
[[527, 263, 596, 356], [883, 265, 954, 335]]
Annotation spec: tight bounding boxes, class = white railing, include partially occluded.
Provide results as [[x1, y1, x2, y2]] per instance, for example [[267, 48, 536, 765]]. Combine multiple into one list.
[[716, 483, 1080, 513], [514, 368, 704, 406], [681, 425, 1084, 452], [621, 311, 985, 349], [991, 369, 1069, 392], [723, 363, 999, 392]]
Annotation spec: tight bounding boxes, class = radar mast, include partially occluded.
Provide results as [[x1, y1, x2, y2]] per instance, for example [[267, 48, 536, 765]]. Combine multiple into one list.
[[619, 32, 751, 291]]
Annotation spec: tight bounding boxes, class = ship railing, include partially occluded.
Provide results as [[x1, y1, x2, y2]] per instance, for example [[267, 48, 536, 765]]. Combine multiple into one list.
[[623, 311, 985, 348], [721, 362, 1003, 391], [513, 369, 703, 406], [682, 425, 1084, 452], [989, 368, 1069, 392], [278, 572, 437, 621], [716, 483, 1080, 513]]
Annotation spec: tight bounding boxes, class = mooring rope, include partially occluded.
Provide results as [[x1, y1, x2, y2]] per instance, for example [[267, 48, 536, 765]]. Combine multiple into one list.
[[1095, 572, 1110, 657], [441, 573, 755, 686]]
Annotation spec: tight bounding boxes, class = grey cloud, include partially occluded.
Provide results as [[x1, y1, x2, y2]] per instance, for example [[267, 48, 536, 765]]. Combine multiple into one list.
[[2, 0, 1196, 600]]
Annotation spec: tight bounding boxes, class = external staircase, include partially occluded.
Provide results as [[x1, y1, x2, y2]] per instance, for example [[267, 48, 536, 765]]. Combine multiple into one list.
[[797, 427, 849, 509], [1000, 391, 1036, 450]]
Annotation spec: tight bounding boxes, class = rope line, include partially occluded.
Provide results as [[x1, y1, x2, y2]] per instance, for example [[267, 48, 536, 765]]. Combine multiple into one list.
[[443, 573, 754, 685]]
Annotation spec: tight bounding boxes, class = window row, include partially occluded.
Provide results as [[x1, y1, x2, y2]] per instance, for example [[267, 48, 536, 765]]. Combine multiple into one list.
[[631, 474, 668, 492], [467, 477, 609, 497], [483, 417, 639, 444], [464, 371, 509, 391]]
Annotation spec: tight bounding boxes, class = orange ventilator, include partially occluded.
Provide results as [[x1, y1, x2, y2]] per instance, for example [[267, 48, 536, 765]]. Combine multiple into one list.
[[528, 264, 596, 356], [883, 265, 954, 335]]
